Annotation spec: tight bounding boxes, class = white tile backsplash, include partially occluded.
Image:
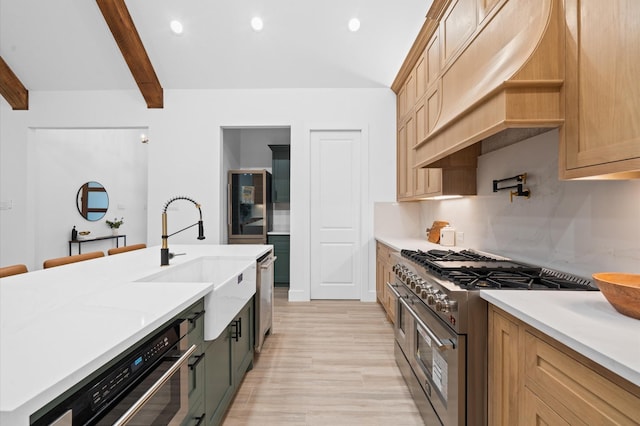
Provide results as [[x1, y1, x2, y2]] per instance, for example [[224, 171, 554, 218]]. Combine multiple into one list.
[[374, 202, 422, 238], [272, 208, 290, 232], [419, 129, 640, 277]]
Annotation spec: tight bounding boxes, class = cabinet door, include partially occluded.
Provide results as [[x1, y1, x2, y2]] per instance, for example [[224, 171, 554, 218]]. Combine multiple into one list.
[[375, 245, 385, 304], [562, 0, 640, 178], [488, 308, 522, 426], [232, 300, 254, 388], [270, 146, 290, 203], [269, 235, 290, 284], [522, 387, 573, 426], [204, 332, 233, 426], [186, 344, 205, 417], [382, 262, 396, 323]]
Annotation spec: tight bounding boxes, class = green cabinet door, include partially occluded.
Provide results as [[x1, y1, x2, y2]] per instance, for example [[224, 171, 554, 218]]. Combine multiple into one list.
[[232, 299, 254, 388], [203, 298, 255, 426], [204, 329, 234, 426], [269, 145, 290, 203], [268, 234, 290, 285], [185, 301, 206, 421]]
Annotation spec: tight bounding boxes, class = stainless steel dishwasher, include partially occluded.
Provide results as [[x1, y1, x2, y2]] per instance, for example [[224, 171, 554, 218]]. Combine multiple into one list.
[[255, 251, 276, 352]]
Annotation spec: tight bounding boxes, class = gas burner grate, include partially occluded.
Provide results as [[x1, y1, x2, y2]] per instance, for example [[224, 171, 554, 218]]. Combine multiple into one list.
[[448, 269, 597, 290]]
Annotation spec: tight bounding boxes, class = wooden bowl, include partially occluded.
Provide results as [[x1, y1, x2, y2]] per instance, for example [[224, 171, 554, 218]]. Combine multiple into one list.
[[592, 273, 640, 320]]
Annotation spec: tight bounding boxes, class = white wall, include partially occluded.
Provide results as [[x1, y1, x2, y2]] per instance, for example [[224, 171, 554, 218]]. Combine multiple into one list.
[[419, 130, 640, 277], [28, 128, 148, 267], [1, 88, 397, 301]]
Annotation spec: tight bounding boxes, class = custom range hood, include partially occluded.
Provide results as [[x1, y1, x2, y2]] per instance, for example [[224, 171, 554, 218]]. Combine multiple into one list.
[[394, 0, 565, 169]]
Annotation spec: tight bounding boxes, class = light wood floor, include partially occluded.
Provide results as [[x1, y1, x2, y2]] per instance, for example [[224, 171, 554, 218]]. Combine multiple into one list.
[[222, 288, 424, 425]]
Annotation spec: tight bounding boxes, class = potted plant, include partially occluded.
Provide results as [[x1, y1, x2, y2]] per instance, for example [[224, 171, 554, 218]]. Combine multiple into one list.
[[106, 217, 124, 235]]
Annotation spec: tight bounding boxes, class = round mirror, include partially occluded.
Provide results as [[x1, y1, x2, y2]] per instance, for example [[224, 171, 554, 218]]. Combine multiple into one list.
[[76, 181, 109, 221]]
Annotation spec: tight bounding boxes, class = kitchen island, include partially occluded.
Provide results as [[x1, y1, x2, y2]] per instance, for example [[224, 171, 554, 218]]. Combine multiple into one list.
[[0, 244, 271, 426]]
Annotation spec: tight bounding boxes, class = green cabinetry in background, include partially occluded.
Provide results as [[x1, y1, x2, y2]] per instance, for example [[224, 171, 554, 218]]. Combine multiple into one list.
[[269, 145, 290, 203], [268, 234, 290, 286]]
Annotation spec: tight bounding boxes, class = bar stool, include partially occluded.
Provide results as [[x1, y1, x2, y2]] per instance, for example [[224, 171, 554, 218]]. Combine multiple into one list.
[[108, 243, 146, 255], [43, 251, 104, 269], [0, 264, 28, 278]]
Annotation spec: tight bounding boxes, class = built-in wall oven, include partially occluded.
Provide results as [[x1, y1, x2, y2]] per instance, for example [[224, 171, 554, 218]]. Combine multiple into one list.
[[388, 249, 598, 425], [32, 313, 201, 426]]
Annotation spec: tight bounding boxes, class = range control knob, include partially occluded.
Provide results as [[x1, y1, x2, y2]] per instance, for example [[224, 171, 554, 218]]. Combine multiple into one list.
[[406, 273, 417, 285], [435, 296, 457, 313], [419, 287, 432, 299], [426, 290, 439, 306]]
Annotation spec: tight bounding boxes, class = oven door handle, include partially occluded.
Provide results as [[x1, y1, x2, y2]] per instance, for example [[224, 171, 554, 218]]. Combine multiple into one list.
[[112, 344, 197, 426], [399, 297, 453, 351], [385, 281, 401, 299]]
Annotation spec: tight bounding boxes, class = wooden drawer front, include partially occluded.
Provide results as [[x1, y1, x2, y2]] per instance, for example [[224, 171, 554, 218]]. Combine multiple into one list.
[[376, 242, 392, 264], [524, 332, 640, 425], [522, 387, 574, 426]]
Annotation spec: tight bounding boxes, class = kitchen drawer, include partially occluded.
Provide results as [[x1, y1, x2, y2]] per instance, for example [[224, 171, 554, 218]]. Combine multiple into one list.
[[524, 331, 640, 425], [376, 241, 393, 264]]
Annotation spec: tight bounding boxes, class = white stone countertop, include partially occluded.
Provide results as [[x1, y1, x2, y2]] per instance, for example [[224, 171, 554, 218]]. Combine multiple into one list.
[[481, 291, 640, 387], [0, 244, 271, 426]]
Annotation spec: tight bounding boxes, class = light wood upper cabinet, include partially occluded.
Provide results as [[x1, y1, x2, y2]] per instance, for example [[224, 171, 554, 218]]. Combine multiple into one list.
[[395, 0, 639, 182], [560, 0, 640, 179], [488, 305, 640, 425]]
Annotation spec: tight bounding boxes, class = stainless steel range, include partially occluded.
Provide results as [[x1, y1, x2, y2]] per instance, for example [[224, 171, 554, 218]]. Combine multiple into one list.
[[387, 248, 597, 426]]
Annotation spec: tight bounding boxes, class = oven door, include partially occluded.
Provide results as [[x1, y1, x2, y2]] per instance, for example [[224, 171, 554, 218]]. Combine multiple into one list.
[[386, 281, 411, 352], [401, 297, 465, 426], [95, 344, 196, 426]]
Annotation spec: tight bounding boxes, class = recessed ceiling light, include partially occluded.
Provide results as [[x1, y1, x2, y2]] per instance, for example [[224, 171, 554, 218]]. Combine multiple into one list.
[[251, 17, 264, 32], [348, 18, 361, 32], [170, 20, 183, 35]]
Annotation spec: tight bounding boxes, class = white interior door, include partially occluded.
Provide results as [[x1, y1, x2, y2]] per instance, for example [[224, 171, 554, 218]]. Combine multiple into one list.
[[310, 130, 361, 299]]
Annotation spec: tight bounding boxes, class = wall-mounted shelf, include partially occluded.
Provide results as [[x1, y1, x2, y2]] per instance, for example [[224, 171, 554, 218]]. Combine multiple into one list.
[[69, 234, 126, 255]]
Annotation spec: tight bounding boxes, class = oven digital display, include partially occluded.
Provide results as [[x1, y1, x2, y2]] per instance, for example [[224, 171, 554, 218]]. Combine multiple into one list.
[[131, 356, 144, 373]]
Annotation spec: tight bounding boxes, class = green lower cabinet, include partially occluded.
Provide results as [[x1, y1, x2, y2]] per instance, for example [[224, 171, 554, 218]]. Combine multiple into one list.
[[185, 302, 206, 425], [268, 234, 290, 285], [204, 298, 255, 426], [182, 398, 205, 426]]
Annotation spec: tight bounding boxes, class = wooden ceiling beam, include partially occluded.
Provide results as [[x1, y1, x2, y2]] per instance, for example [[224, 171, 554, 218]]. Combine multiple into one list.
[[96, 0, 163, 108], [0, 56, 29, 110]]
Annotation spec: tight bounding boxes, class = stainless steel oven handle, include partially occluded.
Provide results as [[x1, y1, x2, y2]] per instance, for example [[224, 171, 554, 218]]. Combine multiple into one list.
[[399, 297, 453, 351], [385, 281, 401, 298], [113, 344, 198, 426]]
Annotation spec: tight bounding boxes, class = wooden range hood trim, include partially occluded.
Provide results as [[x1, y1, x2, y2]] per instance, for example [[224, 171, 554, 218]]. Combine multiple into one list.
[[414, 79, 565, 168], [96, 0, 163, 108], [0, 56, 29, 110]]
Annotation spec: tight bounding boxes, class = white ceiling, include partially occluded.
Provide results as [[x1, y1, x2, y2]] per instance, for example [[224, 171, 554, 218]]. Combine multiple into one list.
[[0, 0, 431, 91]]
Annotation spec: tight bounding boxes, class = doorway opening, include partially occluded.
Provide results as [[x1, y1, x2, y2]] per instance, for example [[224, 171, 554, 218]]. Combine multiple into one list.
[[221, 126, 291, 288]]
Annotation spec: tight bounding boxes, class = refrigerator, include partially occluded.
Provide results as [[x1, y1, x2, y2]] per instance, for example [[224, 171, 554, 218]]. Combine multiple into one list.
[[227, 170, 273, 244]]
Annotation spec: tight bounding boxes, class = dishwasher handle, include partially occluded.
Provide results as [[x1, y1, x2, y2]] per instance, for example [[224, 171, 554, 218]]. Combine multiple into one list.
[[113, 344, 197, 426], [260, 256, 277, 269]]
